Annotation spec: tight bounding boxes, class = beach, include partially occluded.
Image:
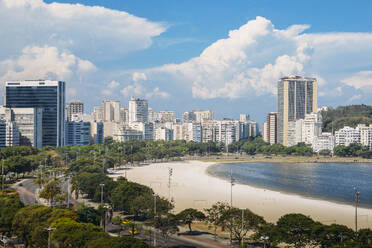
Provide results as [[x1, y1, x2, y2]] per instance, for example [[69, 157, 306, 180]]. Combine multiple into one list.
[[109, 161, 372, 229]]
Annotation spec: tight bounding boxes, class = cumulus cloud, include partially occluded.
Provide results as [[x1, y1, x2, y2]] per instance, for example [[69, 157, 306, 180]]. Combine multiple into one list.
[[347, 94, 362, 103], [130, 16, 372, 101], [108, 80, 120, 89], [120, 73, 169, 99], [341, 71, 372, 91], [0, 45, 96, 81], [0, 0, 166, 61]]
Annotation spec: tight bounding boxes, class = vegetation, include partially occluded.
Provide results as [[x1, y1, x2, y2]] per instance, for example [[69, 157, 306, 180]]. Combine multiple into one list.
[[321, 104, 372, 132], [176, 208, 206, 232]]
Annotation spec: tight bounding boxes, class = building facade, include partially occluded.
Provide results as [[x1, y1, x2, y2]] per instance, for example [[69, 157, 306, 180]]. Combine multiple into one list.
[[277, 76, 317, 146], [65, 121, 91, 146], [129, 97, 148, 123], [3, 80, 65, 147], [102, 100, 120, 122], [66, 100, 84, 122]]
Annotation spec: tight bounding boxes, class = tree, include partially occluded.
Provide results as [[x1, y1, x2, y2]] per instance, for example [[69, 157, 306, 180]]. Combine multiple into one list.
[[276, 213, 315, 248], [77, 204, 101, 226], [153, 214, 179, 247], [312, 223, 355, 248], [176, 208, 206, 232], [205, 202, 229, 239], [220, 207, 266, 243], [0, 190, 24, 235], [357, 228, 372, 247], [39, 177, 62, 206]]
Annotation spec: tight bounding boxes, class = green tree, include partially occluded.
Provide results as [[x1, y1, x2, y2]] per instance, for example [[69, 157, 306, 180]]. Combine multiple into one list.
[[77, 204, 101, 226], [153, 214, 179, 247], [39, 178, 62, 206], [276, 213, 315, 248], [205, 202, 229, 239], [0, 190, 24, 235], [176, 208, 206, 232]]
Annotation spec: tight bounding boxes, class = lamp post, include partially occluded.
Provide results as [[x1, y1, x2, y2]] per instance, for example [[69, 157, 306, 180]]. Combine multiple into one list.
[[45, 227, 55, 248], [103, 205, 109, 232], [260, 236, 269, 248], [100, 183, 105, 204], [355, 187, 360, 232], [153, 193, 157, 247], [1, 159, 4, 191]]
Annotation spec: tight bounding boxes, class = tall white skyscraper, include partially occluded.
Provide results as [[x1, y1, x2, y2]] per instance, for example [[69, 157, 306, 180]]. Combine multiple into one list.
[[129, 97, 148, 123]]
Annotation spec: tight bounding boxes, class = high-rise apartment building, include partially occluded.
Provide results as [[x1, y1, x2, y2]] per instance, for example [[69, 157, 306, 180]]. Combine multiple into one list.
[[264, 112, 277, 145], [129, 97, 148, 123], [240, 114, 250, 122], [93, 107, 103, 122], [277, 76, 317, 146], [0, 107, 43, 147], [102, 100, 121, 122], [65, 121, 91, 146], [3, 80, 65, 147], [66, 100, 84, 122]]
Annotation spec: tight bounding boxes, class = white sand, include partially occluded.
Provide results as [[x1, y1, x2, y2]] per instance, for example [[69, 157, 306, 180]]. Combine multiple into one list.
[[109, 161, 372, 229]]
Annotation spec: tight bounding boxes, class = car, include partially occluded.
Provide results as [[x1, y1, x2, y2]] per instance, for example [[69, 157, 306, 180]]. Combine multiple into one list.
[[19, 183, 23, 186]]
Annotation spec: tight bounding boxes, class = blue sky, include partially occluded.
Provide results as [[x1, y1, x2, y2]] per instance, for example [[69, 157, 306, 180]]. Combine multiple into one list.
[[1, 0, 372, 123]]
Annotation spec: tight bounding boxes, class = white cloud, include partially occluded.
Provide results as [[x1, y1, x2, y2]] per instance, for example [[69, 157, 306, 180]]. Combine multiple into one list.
[[102, 89, 112, 96], [120, 81, 169, 99], [347, 94, 362, 103], [146, 87, 170, 99], [0, 0, 166, 61], [132, 72, 147, 82], [341, 71, 372, 91], [0, 45, 96, 81], [131, 16, 372, 101], [107, 80, 120, 89]]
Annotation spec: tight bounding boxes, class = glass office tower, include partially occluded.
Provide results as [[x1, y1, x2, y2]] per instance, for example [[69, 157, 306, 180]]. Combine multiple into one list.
[[3, 80, 65, 147], [277, 76, 317, 146]]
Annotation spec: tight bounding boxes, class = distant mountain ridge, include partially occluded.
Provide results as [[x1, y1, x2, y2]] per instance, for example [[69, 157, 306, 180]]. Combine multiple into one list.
[[321, 104, 372, 132]]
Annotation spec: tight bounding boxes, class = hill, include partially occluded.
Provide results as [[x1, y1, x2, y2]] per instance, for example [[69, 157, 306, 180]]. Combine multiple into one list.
[[321, 104, 372, 132]]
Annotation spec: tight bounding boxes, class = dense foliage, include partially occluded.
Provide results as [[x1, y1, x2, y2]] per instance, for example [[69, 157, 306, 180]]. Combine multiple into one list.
[[322, 104, 372, 132]]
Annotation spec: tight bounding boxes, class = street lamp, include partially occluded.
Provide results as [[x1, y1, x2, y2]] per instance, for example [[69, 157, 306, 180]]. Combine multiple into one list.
[[354, 187, 360, 232], [260, 236, 269, 248], [103, 205, 109, 232], [45, 227, 55, 248], [100, 183, 105, 204], [1, 159, 4, 191]]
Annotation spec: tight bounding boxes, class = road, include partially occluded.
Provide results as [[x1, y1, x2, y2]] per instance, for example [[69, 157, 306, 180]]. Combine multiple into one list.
[[10, 178, 40, 205]]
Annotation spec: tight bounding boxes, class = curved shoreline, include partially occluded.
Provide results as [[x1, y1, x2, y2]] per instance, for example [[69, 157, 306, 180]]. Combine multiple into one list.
[[109, 160, 372, 229]]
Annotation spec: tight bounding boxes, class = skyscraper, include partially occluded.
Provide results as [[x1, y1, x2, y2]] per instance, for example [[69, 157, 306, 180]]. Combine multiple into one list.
[[66, 100, 84, 121], [277, 76, 317, 146], [129, 97, 148, 123], [3, 80, 65, 147]]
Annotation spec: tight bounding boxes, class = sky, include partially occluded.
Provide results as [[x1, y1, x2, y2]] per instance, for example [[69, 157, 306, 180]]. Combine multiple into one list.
[[1, 0, 372, 124]]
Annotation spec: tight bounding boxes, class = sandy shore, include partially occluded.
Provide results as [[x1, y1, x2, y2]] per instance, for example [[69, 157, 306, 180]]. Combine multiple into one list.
[[109, 161, 372, 229]]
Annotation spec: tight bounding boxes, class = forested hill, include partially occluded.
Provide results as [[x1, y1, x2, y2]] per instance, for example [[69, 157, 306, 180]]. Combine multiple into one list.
[[321, 104, 372, 132]]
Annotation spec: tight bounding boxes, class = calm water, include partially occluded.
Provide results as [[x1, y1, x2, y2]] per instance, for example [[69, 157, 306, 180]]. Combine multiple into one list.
[[208, 162, 372, 208]]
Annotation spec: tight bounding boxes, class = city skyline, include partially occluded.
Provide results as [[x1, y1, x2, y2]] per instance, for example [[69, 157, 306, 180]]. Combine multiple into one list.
[[1, 1, 372, 123]]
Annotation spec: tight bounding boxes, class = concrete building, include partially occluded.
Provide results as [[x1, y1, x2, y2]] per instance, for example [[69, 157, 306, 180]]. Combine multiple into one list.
[[120, 108, 129, 124], [264, 112, 277, 145], [0, 120, 20, 149], [357, 124, 372, 148], [240, 114, 250, 122], [287, 120, 303, 147], [129, 97, 148, 123], [0, 107, 43, 148], [65, 121, 91, 146], [277, 76, 317, 146], [93, 107, 103, 122], [90, 122, 104, 144], [214, 120, 239, 146], [113, 125, 143, 142], [153, 111, 176, 123], [154, 127, 174, 141], [66, 100, 83, 122], [302, 112, 322, 145], [4, 80, 65, 147], [129, 122, 154, 140], [312, 132, 335, 153], [335, 126, 360, 146], [102, 100, 120, 122]]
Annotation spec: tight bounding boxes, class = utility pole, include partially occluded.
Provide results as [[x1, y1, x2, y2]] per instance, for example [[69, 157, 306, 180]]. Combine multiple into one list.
[[1, 159, 4, 191], [154, 193, 157, 247], [100, 183, 105, 204], [168, 168, 173, 201], [241, 209, 244, 247], [355, 187, 360, 232]]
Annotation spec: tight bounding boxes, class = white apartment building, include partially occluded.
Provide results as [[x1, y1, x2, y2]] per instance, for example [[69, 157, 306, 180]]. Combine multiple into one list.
[[302, 112, 322, 145], [120, 108, 129, 124], [262, 122, 268, 142], [287, 120, 303, 147], [214, 120, 239, 146], [129, 122, 154, 140], [312, 132, 335, 153], [357, 124, 372, 148], [93, 106, 103, 122], [335, 126, 360, 146], [240, 114, 250, 122], [154, 127, 174, 141], [153, 111, 176, 123], [102, 100, 121, 122], [129, 97, 148, 123]]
